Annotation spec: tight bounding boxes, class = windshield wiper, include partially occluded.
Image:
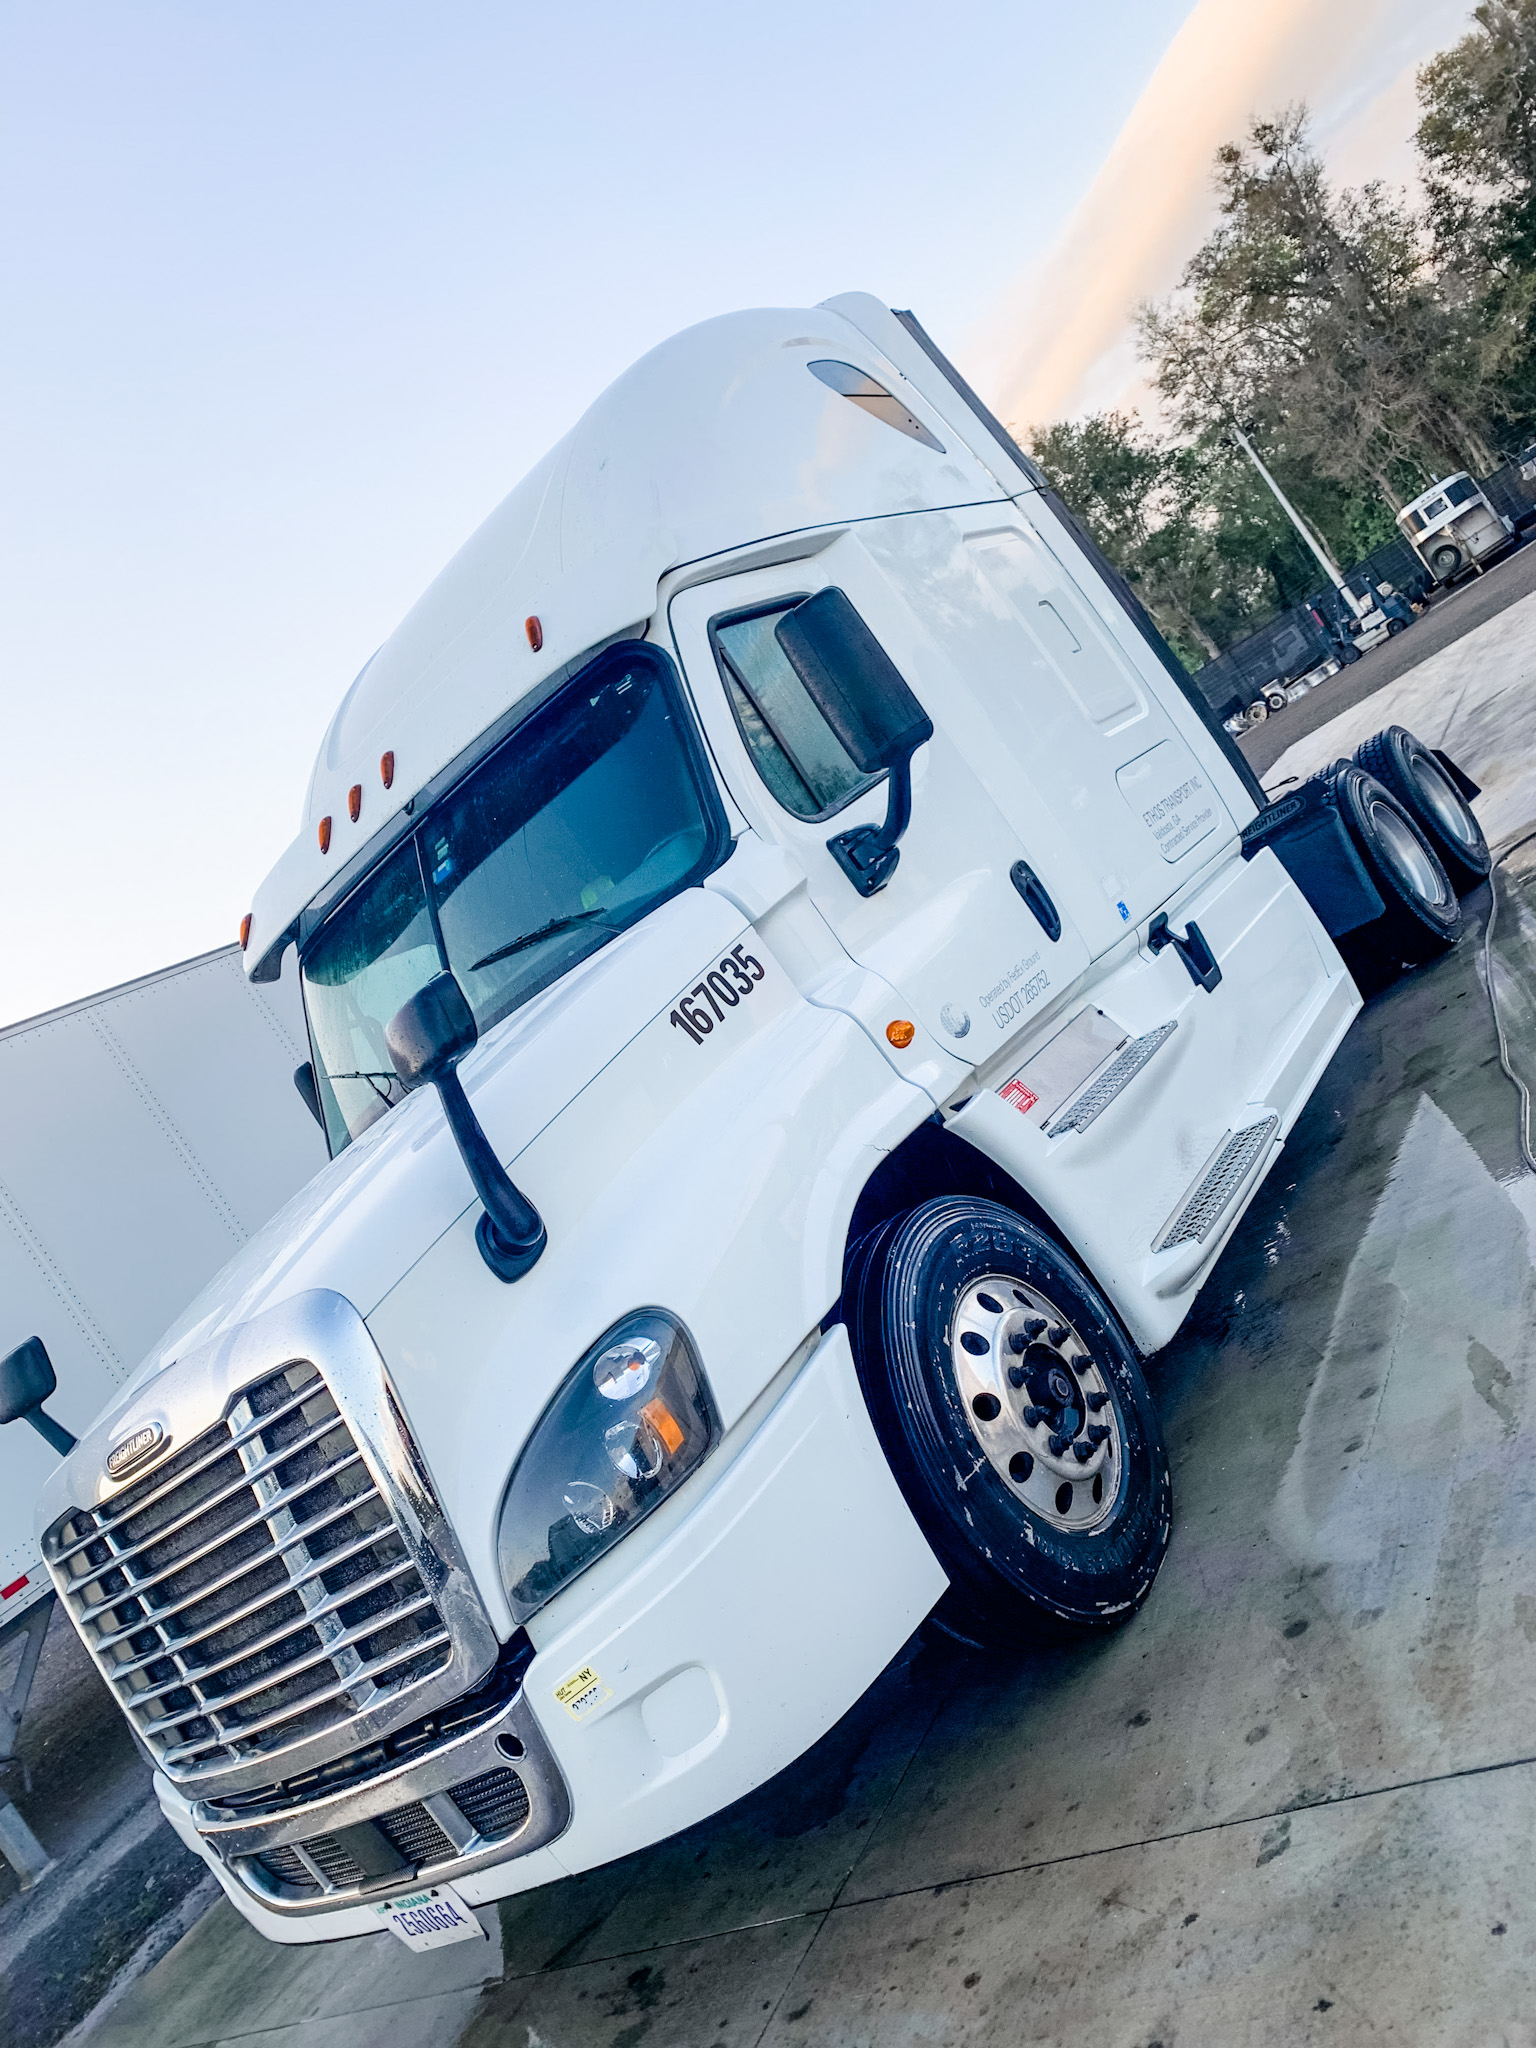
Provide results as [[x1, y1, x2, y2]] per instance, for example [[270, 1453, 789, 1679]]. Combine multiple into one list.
[[330, 1068, 405, 1106], [470, 909, 615, 973]]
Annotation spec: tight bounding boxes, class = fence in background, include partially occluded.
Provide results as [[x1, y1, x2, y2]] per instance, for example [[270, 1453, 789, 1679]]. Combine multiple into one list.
[[1190, 458, 1536, 722]]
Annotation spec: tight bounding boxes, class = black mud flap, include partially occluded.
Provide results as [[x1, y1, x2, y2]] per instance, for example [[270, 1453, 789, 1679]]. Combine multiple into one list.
[[1433, 748, 1482, 801], [1240, 773, 1385, 938]]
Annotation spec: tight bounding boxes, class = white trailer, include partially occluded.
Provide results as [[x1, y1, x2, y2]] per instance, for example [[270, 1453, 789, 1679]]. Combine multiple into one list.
[[0, 948, 324, 1875], [1397, 472, 1516, 583]]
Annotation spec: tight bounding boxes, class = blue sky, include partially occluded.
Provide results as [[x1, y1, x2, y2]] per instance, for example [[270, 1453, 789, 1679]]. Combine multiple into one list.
[[0, 0, 1361, 1023]]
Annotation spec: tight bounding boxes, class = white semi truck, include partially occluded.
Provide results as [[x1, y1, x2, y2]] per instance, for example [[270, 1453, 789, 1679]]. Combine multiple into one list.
[[2, 297, 1490, 1948]]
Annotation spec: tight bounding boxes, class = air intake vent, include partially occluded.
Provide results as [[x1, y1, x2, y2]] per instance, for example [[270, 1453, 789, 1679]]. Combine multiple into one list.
[[45, 1361, 451, 1780]]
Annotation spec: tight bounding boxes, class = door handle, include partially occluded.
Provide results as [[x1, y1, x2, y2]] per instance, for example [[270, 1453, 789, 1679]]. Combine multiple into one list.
[[1010, 860, 1061, 942], [1147, 912, 1222, 992]]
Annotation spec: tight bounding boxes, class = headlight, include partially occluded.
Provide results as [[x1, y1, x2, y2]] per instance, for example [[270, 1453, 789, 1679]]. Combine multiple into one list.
[[497, 1310, 718, 1622]]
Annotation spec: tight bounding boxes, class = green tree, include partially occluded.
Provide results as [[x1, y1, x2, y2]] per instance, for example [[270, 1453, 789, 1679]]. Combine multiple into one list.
[[1416, 0, 1536, 433], [1028, 412, 1265, 666], [1139, 110, 1498, 510]]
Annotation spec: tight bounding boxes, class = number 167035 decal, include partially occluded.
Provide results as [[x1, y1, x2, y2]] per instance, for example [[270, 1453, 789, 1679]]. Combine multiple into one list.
[[670, 944, 767, 1045]]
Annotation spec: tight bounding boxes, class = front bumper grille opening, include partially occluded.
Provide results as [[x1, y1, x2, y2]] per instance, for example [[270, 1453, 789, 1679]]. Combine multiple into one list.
[[245, 1767, 531, 1903], [303, 1833, 369, 1890], [377, 1803, 456, 1866], [451, 1768, 530, 1841], [254, 1843, 319, 1895], [46, 1359, 453, 1779]]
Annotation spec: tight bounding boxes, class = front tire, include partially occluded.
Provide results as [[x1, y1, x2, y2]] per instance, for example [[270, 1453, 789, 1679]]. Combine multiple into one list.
[[847, 1198, 1172, 1646]]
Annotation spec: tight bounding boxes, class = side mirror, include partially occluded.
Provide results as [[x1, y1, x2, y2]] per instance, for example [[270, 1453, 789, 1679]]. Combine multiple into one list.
[[775, 588, 934, 896], [0, 1337, 77, 1456], [386, 975, 546, 1283], [293, 1061, 325, 1131]]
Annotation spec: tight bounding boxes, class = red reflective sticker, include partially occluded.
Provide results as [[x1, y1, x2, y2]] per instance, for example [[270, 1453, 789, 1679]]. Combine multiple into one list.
[[1000, 1079, 1038, 1115], [2, 1576, 29, 1600]]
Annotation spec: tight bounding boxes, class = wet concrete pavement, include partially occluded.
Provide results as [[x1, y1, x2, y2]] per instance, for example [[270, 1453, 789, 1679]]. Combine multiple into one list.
[[58, 618, 1536, 2046]]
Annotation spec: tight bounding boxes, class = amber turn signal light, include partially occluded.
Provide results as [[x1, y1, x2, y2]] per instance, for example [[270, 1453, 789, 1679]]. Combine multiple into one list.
[[525, 615, 543, 652], [886, 1019, 916, 1048], [348, 784, 362, 823], [640, 1398, 685, 1456], [380, 750, 395, 789], [239, 913, 251, 951], [318, 816, 332, 854]]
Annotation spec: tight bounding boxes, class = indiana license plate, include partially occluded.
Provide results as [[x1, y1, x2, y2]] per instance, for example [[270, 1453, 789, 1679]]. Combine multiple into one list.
[[371, 1882, 485, 1952]]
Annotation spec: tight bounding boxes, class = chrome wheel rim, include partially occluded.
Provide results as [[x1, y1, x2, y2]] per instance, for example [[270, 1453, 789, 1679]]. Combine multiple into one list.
[[1408, 751, 1479, 850], [949, 1275, 1122, 1534], [1371, 799, 1449, 907]]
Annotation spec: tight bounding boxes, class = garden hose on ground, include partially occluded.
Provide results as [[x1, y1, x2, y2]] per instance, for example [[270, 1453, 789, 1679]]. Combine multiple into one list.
[[1483, 826, 1536, 1175]]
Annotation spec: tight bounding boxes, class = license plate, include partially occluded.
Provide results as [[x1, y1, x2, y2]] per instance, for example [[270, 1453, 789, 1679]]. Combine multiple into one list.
[[371, 1882, 486, 1952]]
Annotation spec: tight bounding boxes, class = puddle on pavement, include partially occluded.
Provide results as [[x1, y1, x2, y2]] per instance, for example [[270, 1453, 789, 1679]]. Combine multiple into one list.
[[1272, 1089, 1536, 1749]]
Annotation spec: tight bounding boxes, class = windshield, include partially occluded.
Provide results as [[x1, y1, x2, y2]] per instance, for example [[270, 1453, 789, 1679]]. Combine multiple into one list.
[[301, 644, 727, 1152]]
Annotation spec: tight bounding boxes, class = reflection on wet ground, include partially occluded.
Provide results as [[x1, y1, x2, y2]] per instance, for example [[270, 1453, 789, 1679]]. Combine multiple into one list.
[[86, 643, 1536, 2045], [1488, 831, 1536, 1173]]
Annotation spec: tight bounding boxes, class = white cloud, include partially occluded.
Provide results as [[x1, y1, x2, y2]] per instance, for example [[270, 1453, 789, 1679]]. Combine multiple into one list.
[[969, 0, 1475, 433]]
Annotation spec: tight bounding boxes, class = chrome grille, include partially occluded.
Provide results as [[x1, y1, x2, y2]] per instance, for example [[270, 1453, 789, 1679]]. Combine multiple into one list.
[[45, 1359, 451, 1779], [248, 1766, 530, 1901]]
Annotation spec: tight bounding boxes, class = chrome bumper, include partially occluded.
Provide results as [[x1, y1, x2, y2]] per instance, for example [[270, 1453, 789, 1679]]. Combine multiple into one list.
[[193, 1673, 570, 1916]]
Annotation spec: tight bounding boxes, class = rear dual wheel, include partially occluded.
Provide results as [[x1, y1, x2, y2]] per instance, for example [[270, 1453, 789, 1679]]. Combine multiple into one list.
[[1331, 764, 1462, 986], [1354, 726, 1490, 894], [848, 1198, 1171, 1647]]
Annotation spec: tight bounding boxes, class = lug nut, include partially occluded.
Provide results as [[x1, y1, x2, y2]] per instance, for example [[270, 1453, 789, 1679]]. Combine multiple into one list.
[[1048, 1323, 1069, 1347], [1022, 1317, 1047, 1340], [1007, 1365, 1027, 1389], [1007, 1331, 1027, 1354], [1023, 1405, 1043, 1426], [1087, 1424, 1110, 1446], [1073, 1439, 1094, 1463], [1048, 1431, 1071, 1457], [1087, 1390, 1110, 1412]]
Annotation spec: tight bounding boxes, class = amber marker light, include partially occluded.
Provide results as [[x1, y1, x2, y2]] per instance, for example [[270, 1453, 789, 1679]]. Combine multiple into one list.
[[886, 1019, 916, 1048], [318, 816, 332, 854], [641, 1398, 686, 1456], [348, 783, 362, 823], [525, 615, 543, 652], [239, 913, 252, 951], [380, 750, 395, 789]]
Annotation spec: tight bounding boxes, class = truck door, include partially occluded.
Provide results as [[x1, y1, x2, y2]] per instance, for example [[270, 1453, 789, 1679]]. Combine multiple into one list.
[[668, 531, 1092, 1071], [851, 511, 1238, 959]]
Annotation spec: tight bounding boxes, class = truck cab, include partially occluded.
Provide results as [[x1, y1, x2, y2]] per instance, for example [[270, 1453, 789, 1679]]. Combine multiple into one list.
[[20, 296, 1363, 1945]]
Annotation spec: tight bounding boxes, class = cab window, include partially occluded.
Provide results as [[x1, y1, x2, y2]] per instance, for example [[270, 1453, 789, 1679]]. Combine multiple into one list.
[[301, 643, 727, 1151], [708, 599, 880, 822]]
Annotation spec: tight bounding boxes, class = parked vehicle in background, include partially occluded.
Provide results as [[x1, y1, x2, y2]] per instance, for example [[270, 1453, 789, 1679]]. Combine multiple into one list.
[[0, 948, 321, 1881], [0, 295, 1491, 1952], [1398, 473, 1517, 583]]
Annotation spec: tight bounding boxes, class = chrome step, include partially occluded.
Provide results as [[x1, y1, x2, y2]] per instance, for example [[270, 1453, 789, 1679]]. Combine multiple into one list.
[[1152, 1115, 1279, 1253], [1047, 1021, 1178, 1138]]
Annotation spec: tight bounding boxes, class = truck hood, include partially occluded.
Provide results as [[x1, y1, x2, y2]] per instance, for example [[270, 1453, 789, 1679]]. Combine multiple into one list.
[[112, 884, 752, 1411]]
